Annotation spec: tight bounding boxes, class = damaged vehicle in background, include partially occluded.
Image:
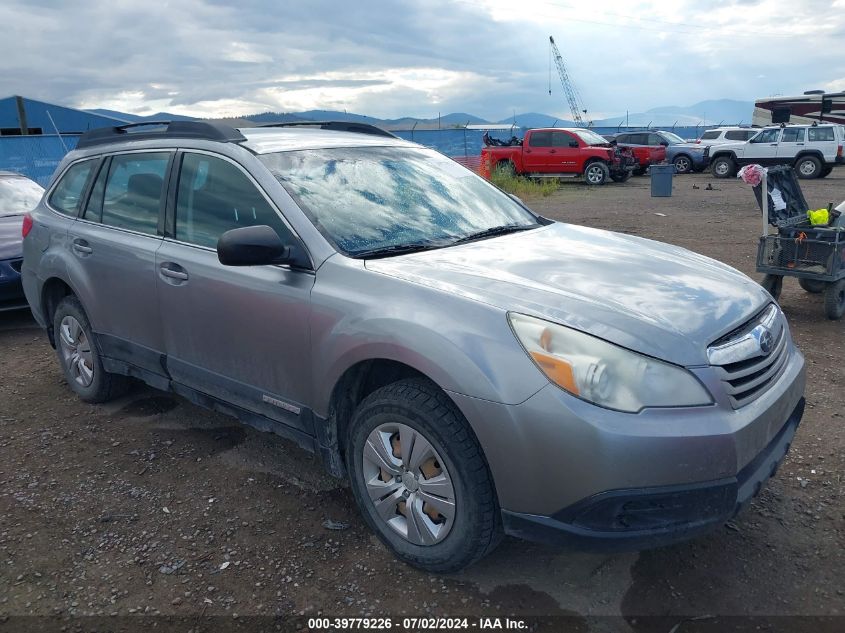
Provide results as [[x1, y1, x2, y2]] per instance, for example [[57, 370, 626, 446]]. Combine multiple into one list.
[[23, 121, 806, 572], [481, 127, 637, 184]]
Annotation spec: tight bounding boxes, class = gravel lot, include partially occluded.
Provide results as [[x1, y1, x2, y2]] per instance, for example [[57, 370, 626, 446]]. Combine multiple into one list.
[[1, 171, 843, 632]]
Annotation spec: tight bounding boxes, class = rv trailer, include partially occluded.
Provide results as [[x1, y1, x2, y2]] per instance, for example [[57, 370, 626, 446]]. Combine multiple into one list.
[[754, 90, 845, 126]]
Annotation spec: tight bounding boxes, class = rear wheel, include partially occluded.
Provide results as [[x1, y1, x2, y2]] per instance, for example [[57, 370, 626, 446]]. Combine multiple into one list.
[[795, 155, 822, 179], [673, 155, 693, 174], [824, 280, 845, 320], [711, 156, 736, 178], [53, 296, 127, 403], [495, 161, 515, 177], [761, 274, 783, 301], [798, 278, 826, 294], [346, 379, 501, 572], [818, 166, 833, 179], [584, 162, 610, 185]]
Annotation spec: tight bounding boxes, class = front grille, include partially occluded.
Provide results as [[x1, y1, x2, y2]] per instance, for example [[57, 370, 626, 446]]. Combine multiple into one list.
[[708, 305, 790, 409]]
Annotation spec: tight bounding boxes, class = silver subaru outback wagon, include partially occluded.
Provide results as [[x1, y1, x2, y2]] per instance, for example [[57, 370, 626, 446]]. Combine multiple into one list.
[[22, 121, 805, 572]]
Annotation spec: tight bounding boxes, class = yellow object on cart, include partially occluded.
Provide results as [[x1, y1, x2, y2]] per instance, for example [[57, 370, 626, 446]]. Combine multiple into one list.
[[807, 209, 829, 226]]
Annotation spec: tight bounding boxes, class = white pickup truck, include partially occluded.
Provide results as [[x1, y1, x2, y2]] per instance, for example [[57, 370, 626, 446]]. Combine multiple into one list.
[[709, 124, 844, 179]]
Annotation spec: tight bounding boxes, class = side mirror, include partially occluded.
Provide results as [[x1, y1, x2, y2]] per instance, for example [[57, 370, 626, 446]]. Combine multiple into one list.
[[217, 225, 293, 266], [569, 141, 579, 148], [660, 141, 669, 146]]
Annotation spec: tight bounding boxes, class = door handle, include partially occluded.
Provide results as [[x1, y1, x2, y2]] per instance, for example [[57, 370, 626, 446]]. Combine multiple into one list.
[[72, 239, 92, 255], [549, 149, 557, 153], [159, 264, 189, 281]]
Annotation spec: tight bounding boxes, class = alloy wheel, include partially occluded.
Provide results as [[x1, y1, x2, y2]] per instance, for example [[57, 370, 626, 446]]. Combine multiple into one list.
[[58, 315, 94, 387], [586, 165, 605, 184], [674, 157, 691, 173], [362, 422, 456, 546], [798, 160, 816, 177]]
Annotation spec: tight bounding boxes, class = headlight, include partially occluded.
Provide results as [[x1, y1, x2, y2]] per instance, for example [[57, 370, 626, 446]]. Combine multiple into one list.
[[509, 313, 713, 413]]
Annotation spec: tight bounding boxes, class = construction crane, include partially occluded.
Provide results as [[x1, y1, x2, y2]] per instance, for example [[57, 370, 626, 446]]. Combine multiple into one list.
[[549, 35, 592, 127]]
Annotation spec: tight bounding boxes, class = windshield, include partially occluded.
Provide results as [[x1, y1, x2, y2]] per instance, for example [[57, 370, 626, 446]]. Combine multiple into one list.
[[661, 132, 686, 144], [260, 147, 540, 256], [0, 176, 44, 216], [571, 129, 609, 146]]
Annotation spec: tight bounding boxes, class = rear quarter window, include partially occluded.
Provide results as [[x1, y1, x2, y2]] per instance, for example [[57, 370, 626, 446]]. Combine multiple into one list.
[[700, 131, 721, 140], [48, 159, 96, 216], [808, 127, 835, 142], [725, 131, 750, 141]]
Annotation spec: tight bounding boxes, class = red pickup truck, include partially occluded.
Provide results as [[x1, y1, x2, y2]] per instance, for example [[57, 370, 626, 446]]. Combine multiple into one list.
[[481, 128, 636, 185]]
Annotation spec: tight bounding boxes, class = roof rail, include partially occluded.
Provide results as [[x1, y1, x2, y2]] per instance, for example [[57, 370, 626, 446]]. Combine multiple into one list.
[[76, 120, 247, 149], [257, 120, 398, 138]]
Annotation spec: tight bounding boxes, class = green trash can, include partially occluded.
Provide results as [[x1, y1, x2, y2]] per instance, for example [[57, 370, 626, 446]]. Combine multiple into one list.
[[650, 164, 674, 197]]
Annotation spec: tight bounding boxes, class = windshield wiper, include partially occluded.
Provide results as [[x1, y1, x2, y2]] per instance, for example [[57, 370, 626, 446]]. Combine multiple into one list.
[[451, 224, 538, 245], [350, 241, 448, 259]]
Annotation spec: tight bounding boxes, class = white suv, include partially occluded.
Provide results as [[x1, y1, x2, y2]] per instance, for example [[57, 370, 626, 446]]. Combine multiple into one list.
[[697, 127, 759, 147], [709, 124, 845, 179]]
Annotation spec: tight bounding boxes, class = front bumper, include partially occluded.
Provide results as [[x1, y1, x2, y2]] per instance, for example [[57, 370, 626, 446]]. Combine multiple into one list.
[[501, 397, 803, 550], [0, 257, 27, 311], [448, 341, 805, 549]]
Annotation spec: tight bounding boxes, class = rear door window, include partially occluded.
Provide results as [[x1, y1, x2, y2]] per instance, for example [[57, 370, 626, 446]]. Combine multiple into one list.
[[100, 152, 170, 235], [780, 128, 805, 143], [528, 132, 552, 147], [174, 153, 296, 249], [49, 159, 96, 216]]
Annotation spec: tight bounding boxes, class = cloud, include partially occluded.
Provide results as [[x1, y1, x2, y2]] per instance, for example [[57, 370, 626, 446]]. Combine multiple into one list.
[[0, 0, 841, 120]]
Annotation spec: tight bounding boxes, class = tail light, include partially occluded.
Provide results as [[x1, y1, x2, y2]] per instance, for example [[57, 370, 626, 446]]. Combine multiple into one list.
[[21, 213, 33, 238], [838, 145, 843, 158]]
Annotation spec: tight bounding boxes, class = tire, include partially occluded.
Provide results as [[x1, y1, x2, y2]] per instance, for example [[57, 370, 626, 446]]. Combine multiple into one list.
[[823, 280, 845, 320], [53, 295, 127, 403], [610, 170, 631, 183], [633, 167, 646, 176], [798, 278, 826, 294], [584, 161, 610, 185], [819, 166, 833, 179], [795, 155, 822, 179], [345, 379, 501, 573], [761, 274, 783, 301], [673, 155, 693, 174], [711, 156, 736, 178]]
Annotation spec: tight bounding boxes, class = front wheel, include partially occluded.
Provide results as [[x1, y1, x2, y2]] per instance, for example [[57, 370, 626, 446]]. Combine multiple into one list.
[[711, 156, 736, 178], [761, 274, 783, 301], [795, 155, 822, 179], [673, 155, 692, 174], [824, 280, 845, 320], [346, 379, 501, 572], [584, 162, 610, 185]]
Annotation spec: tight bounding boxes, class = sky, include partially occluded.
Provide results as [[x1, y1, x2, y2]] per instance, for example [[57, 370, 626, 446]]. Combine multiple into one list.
[[1, 0, 843, 121]]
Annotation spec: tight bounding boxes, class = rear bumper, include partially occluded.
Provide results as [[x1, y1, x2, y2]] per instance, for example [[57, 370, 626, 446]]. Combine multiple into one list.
[[502, 397, 804, 551]]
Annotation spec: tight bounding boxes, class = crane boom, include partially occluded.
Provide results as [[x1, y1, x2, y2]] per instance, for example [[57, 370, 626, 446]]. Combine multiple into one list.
[[549, 36, 592, 127]]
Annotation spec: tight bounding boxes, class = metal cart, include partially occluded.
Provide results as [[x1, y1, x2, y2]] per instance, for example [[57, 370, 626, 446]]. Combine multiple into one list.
[[754, 166, 845, 320]]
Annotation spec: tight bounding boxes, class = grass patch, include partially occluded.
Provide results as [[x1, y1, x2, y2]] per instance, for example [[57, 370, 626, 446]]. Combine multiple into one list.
[[490, 165, 560, 197]]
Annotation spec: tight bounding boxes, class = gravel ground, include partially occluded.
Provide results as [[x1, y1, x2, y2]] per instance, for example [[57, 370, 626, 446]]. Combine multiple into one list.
[[0, 171, 843, 632]]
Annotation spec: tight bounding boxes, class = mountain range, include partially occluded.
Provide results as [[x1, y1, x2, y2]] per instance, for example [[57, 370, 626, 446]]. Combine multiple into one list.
[[88, 99, 753, 130]]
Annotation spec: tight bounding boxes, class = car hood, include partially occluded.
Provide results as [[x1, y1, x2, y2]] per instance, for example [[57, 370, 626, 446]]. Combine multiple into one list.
[[365, 223, 770, 366], [0, 214, 23, 260]]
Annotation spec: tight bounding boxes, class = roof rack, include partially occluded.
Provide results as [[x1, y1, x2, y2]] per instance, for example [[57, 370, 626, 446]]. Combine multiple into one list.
[[257, 121, 398, 139], [76, 120, 247, 149]]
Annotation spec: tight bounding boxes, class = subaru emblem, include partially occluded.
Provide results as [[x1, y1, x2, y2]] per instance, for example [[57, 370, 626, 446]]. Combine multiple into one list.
[[758, 328, 774, 355]]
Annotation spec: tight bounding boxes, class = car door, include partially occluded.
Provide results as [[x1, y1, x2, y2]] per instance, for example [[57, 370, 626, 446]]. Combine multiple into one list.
[[524, 131, 553, 172], [550, 131, 580, 170], [67, 151, 170, 381], [745, 128, 781, 163], [155, 150, 316, 434], [776, 127, 806, 159]]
